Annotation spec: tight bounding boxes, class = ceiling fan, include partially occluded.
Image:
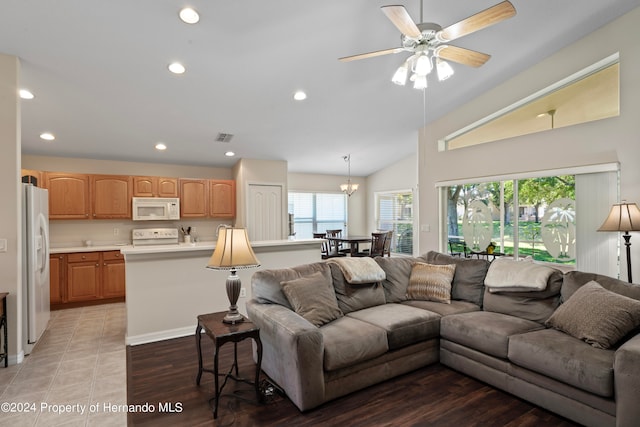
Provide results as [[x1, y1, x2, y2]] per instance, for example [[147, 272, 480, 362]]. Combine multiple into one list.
[[339, 1, 516, 89]]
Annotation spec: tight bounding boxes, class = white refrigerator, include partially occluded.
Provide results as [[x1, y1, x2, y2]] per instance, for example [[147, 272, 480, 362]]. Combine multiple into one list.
[[22, 183, 51, 355]]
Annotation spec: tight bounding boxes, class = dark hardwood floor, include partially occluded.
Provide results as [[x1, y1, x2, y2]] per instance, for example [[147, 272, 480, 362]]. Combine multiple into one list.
[[127, 335, 582, 427]]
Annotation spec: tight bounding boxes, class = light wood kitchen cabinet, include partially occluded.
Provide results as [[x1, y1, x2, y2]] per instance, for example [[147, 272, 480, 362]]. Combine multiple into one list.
[[49, 254, 65, 305], [133, 176, 178, 197], [51, 251, 125, 309], [91, 175, 132, 219], [179, 179, 208, 218], [101, 251, 126, 298], [209, 180, 236, 218], [21, 169, 43, 186], [180, 178, 236, 218], [66, 252, 100, 302], [44, 172, 91, 219]]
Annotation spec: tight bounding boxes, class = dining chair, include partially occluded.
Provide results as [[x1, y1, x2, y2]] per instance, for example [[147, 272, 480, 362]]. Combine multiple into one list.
[[326, 229, 350, 255], [358, 232, 386, 258], [383, 230, 393, 257], [313, 232, 329, 258]]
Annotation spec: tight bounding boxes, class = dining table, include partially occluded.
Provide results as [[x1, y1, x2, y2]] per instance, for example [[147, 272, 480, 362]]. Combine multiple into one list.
[[325, 235, 372, 256]]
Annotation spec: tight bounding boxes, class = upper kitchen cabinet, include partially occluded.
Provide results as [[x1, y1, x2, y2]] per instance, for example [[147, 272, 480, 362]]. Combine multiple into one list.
[[180, 179, 236, 218], [92, 175, 132, 219], [179, 179, 208, 218], [21, 169, 43, 186], [44, 172, 91, 219], [209, 180, 236, 218], [133, 176, 178, 197]]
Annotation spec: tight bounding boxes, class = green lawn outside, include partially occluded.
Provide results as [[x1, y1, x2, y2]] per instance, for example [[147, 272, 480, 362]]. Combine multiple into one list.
[[454, 221, 575, 264]]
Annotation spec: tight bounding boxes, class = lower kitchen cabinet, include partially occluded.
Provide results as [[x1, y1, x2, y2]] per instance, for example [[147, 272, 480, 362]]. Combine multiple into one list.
[[51, 251, 125, 309], [49, 254, 65, 305]]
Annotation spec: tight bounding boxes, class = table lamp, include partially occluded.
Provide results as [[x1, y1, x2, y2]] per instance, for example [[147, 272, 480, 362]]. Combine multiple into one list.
[[598, 201, 640, 283], [207, 226, 260, 324]]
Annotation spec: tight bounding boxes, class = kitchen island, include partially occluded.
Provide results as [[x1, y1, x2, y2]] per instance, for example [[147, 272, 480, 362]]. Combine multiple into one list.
[[121, 239, 323, 345]]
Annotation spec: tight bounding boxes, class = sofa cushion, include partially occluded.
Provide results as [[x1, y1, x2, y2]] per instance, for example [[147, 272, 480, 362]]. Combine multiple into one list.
[[329, 263, 386, 315], [347, 303, 440, 350], [440, 311, 543, 358], [509, 328, 615, 397], [482, 270, 563, 324], [485, 257, 557, 292], [562, 270, 640, 302], [406, 262, 455, 304], [375, 256, 425, 303], [320, 316, 389, 371], [252, 262, 332, 309], [422, 251, 489, 306], [546, 281, 640, 349], [281, 271, 343, 327], [402, 299, 480, 316]]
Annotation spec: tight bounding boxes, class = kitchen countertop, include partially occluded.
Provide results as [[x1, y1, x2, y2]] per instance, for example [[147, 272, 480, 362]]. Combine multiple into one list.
[[50, 238, 321, 255], [120, 238, 320, 255]]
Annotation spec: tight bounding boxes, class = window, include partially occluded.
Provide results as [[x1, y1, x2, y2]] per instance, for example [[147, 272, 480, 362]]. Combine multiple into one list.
[[376, 191, 413, 255], [444, 177, 576, 264], [440, 54, 619, 151], [439, 165, 619, 275], [288, 192, 347, 239]]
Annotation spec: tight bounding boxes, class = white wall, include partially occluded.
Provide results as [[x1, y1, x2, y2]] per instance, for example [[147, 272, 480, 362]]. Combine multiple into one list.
[[0, 54, 21, 362], [288, 172, 367, 235], [418, 7, 640, 279]]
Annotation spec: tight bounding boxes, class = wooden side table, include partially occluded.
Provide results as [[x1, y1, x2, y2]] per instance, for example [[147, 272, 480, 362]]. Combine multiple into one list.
[[195, 311, 263, 419], [0, 293, 8, 367]]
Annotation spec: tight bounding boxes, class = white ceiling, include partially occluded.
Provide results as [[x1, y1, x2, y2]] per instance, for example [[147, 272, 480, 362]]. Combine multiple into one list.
[[2, 0, 638, 176]]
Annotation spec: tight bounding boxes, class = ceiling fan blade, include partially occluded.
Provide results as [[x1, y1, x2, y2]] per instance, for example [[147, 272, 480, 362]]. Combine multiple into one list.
[[435, 45, 491, 68], [381, 5, 421, 39], [338, 47, 404, 62], [436, 1, 516, 43]]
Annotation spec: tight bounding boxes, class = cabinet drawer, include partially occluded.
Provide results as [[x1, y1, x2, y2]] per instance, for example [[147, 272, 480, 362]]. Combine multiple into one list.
[[102, 251, 123, 261], [67, 252, 100, 263]]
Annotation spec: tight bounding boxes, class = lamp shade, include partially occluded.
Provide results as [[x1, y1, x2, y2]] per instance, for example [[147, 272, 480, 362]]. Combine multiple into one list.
[[598, 202, 640, 232], [207, 227, 260, 270]]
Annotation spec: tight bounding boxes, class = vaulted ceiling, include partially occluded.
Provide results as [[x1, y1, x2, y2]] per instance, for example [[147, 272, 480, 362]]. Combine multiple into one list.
[[2, 0, 638, 176]]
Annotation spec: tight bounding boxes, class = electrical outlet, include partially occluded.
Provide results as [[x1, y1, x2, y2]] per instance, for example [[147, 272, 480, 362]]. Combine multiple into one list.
[[240, 288, 246, 298], [191, 227, 196, 234], [113, 228, 119, 236]]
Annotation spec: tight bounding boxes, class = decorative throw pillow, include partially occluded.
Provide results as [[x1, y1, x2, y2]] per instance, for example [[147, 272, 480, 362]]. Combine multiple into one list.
[[281, 271, 343, 327], [546, 280, 640, 349], [406, 262, 456, 304]]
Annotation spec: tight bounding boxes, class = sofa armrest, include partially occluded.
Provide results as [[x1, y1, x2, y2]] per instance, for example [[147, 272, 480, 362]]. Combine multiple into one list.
[[614, 333, 640, 427], [246, 300, 325, 411]]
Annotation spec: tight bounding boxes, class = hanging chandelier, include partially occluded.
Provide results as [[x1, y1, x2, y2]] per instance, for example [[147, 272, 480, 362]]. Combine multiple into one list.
[[340, 154, 359, 197]]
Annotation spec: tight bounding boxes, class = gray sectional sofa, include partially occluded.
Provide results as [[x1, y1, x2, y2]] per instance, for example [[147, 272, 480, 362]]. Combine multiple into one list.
[[245, 251, 640, 427]]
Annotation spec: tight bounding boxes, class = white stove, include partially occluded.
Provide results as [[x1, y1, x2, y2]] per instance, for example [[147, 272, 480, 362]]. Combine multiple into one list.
[[132, 228, 179, 246]]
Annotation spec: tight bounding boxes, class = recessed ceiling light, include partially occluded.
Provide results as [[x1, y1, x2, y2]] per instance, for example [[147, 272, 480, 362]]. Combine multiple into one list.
[[40, 132, 55, 141], [293, 91, 307, 101], [225, 151, 235, 157], [155, 143, 167, 151], [536, 113, 547, 118], [168, 62, 186, 74], [19, 89, 35, 99], [179, 7, 199, 24]]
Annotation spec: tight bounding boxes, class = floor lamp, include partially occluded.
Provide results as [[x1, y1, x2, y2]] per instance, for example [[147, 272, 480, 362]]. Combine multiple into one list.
[[598, 201, 640, 283], [206, 226, 260, 324]]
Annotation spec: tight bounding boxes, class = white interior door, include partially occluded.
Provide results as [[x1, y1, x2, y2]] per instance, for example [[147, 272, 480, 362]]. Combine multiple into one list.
[[248, 184, 283, 241]]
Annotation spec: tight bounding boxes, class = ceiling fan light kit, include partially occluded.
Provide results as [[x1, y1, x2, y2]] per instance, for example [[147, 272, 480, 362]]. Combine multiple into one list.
[[340, 1, 516, 90]]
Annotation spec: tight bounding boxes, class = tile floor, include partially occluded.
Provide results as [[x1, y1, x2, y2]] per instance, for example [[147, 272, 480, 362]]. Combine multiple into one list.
[[0, 303, 127, 426]]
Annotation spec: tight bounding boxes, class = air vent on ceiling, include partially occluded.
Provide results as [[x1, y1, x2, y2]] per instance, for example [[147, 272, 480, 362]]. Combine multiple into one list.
[[215, 133, 234, 143]]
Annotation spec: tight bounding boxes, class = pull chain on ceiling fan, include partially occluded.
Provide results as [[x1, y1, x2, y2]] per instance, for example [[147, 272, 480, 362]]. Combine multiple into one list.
[[339, 1, 517, 90]]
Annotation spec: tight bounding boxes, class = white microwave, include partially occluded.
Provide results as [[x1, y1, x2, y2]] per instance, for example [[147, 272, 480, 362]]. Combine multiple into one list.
[[132, 197, 180, 221]]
